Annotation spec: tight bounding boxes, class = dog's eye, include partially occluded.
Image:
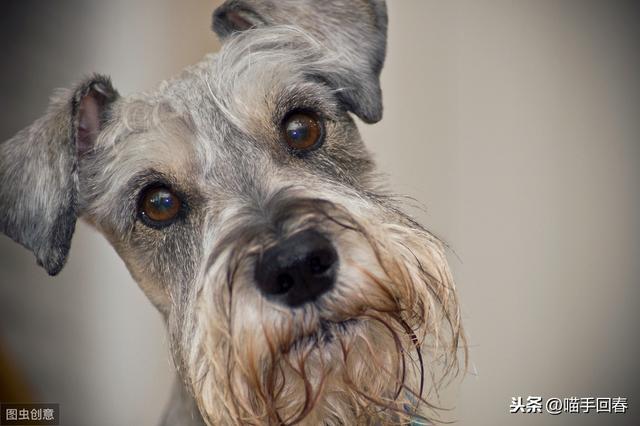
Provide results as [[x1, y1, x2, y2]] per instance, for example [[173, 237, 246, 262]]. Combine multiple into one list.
[[138, 186, 182, 227], [282, 111, 324, 152]]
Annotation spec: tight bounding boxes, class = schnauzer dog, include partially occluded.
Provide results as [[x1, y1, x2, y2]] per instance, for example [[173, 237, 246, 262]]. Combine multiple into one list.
[[0, 0, 464, 424]]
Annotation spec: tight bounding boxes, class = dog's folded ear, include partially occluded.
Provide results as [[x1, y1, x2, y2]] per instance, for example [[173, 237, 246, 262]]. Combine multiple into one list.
[[212, 0, 388, 123], [0, 75, 118, 275]]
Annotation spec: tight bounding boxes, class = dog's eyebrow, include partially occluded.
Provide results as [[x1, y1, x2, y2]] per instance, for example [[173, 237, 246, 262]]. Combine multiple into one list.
[[271, 81, 342, 126], [122, 169, 172, 196]]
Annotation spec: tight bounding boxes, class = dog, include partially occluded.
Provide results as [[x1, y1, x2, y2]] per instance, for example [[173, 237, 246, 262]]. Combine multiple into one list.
[[0, 1, 464, 424]]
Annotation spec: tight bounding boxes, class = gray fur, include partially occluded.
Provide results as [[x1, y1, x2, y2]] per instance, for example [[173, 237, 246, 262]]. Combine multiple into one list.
[[0, 1, 464, 425], [213, 0, 388, 123], [0, 75, 117, 275]]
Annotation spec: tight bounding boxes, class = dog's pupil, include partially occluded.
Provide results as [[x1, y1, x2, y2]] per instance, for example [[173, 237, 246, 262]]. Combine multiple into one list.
[[143, 188, 180, 222], [284, 112, 320, 150], [287, 119, 309, 142], [151, 191, 173, 211]]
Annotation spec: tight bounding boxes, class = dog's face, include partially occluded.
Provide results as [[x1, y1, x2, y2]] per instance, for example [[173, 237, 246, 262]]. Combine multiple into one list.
[[0, 1, 463, 424]]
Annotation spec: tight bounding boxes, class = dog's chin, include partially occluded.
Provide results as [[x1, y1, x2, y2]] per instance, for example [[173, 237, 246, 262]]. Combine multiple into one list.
[[255, 315, 419, 424], [191, 314, 419, 425], [286, 318, 359, 354]]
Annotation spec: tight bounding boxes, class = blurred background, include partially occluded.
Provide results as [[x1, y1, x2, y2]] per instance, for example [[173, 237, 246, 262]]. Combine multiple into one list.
[[0, 1, 638, 425]]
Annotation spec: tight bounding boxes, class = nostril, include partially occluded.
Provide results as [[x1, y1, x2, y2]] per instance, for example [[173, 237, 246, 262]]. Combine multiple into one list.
[[307, 249, 336, 275], [275, 272, 295, 294]]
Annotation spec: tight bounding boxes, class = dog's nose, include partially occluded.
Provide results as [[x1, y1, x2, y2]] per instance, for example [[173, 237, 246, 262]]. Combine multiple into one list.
[[255, 230, 338, 307]]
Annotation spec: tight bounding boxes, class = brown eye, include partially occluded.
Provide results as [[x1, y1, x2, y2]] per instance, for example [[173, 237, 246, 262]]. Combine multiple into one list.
[[139, 186, 182, 227], [282, 111, 324, 152]]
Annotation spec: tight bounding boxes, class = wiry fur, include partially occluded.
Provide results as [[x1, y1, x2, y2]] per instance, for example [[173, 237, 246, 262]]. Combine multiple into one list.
[[185, 192, 463, 425], [0, 1, 465, 424]]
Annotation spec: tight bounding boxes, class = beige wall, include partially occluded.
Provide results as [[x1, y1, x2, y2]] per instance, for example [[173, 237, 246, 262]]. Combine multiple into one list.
[[1, 1, 638, 425], [367, 2, 640, 425]]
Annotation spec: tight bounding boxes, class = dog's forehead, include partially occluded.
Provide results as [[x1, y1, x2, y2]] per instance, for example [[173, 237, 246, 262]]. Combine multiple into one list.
[[107, 28, 337, 171], [95, 29, 358, 204]]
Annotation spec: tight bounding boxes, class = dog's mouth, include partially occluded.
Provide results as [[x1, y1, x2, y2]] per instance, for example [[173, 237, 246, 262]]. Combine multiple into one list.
[[287, 318, 359, 353]]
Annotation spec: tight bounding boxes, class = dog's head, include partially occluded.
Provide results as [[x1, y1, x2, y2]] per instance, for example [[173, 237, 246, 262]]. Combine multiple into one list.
[[0, 1, 464, 424]]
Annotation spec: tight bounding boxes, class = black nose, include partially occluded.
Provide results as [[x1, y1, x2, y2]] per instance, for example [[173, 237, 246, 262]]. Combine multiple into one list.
[[255, 230, 338, 307]]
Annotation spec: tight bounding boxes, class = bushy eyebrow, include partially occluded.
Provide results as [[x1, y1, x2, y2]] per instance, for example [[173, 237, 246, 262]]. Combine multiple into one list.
[[271, 80, 343, 127]]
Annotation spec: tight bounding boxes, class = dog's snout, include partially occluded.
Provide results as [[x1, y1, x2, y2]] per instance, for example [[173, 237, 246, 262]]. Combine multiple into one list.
[[255, 230, 338, 307]]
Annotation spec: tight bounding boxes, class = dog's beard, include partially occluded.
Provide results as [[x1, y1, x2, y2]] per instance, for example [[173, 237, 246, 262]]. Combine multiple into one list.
[[176, 200, 464, 425]]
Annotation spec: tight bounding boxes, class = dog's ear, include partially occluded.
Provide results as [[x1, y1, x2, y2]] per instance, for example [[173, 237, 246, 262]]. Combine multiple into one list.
[[212, 0, 388, 123], [0, 75, 118, 275]]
